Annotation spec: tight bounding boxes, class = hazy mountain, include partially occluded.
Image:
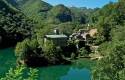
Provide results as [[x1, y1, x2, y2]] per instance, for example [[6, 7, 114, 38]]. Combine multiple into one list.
[[47, 4, 72, 23], [17, 0, 52, 22]]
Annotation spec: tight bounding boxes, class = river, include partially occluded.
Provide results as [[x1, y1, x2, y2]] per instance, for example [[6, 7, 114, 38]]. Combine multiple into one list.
[[0, 48, 95, 80]]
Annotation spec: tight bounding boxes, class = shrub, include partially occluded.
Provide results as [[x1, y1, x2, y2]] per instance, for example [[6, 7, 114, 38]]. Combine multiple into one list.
[[79, 47, 88, 57], [0, 65, 38, 80]]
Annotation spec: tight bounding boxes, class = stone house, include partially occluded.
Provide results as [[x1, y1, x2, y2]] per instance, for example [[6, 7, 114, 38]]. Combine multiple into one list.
[[44, 34, 68, 47], [44, 28, 68, 47], [70, 28, 98, 41], [70, 28, 90, 41]]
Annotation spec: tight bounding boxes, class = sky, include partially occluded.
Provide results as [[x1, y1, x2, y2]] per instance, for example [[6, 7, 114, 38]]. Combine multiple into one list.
[[43, 0, 118, 8]]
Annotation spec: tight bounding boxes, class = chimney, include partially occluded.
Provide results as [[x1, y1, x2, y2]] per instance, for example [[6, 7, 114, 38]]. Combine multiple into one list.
[[54, 28, 59, 35], [87, 24, 90, 30]]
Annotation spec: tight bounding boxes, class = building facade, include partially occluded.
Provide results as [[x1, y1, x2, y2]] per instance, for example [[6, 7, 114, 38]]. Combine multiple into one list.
[[44, 35, 68, 47]]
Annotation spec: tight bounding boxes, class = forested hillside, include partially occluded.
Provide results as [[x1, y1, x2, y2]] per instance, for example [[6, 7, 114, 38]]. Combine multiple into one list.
[[18, 0, 52, 23], [18, 0, 91, 24], [0, 0, 34, 48], [15, 0, 94, 39], [6, 0, 18, 7], [0, 0, 93, 48]]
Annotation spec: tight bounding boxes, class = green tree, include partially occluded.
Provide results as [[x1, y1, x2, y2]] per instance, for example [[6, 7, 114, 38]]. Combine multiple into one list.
[[15, 39, 29, 60], [44, 41, 57, 57], [79, 47, 88, 57], [15, 38, 43, 66]]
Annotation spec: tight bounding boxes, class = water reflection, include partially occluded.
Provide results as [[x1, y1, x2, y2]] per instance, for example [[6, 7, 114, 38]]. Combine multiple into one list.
[[0, 48, 92, 80], [39, 65, 91, 80], [60, 67, 91, 80]]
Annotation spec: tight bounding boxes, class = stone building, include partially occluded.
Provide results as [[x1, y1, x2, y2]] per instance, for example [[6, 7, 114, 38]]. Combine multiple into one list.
[[44, 29, 68, 47], [69, 28, 89, 41], [44, 34, 68, 47]]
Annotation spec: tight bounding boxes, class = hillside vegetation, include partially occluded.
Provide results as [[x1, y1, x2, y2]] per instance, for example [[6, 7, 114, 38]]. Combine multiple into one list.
[[19, 0, 52, 23], [1, 0, 125, 80], [91, 1, 125, 80], [0, 0, 34, 48]]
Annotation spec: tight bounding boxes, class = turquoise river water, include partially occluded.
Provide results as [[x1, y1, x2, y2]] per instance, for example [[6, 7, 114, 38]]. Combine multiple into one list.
[[0, 48, 95, 80]]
